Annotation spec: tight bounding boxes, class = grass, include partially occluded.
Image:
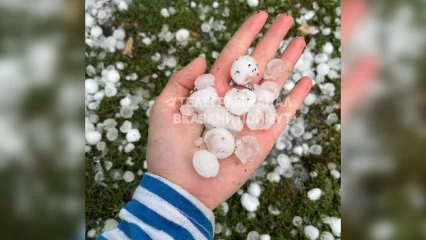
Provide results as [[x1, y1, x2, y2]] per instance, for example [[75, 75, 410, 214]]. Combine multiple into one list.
[[85, 0, 341, 238]]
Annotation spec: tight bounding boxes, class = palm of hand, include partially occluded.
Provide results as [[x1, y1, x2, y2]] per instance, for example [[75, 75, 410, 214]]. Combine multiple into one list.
[[146, 11, 311, 209]]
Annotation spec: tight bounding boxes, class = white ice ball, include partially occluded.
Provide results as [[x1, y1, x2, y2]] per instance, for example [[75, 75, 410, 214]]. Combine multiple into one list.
[[224, 88, 256, 115], [126, 129, 141, 142], [260, 234, 271, 240], [307, 188, 323, 201], [241, 193, 260, 212], [330, 169, 341, 179], [204, 128, 235, 159], [90, 26, 103, 38], [323, 42, 334, 55], [85, 131, 102, 145], [192, 150, 220, 178], [247, 182, 261, 198], [194, 74, 215, 90], [247, 0, 259, 8], [176, 28, 190, 42], [85, 79, 99, 94], [304, 93, 316, 106], [123, 171, 135, 182], [106, 69, 120, 83], [304, 225, 320, 240], [317, 63, 330, 76], [320, 231, 335, 240], [189, 86, 219, 113], [230, 56, 259, 85]]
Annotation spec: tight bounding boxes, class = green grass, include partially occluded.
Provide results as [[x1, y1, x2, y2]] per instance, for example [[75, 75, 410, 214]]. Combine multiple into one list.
[[85, 0, 341, 238]]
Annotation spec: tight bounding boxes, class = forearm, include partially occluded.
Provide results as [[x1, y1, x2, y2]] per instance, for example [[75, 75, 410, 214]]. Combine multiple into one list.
[[97, 173, 215, 240]]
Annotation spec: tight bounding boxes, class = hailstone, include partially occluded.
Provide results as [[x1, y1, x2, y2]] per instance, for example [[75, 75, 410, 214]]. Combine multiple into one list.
[[246, 102, 276, 130], [180, 104, 194, 116], [189, 86, 219, 113], [192, 150, 220, 178], [203, 106, 232, 128], [234, 136, 261, 164], [194, 74, 215, 90], [263, 58, 288, 81], [224, 88, 256, 115], [230, 56, 259, 85], [204, 128, 235, 159]]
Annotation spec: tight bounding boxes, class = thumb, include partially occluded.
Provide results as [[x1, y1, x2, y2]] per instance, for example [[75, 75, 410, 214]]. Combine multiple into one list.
[[157, 57, 207, 111]]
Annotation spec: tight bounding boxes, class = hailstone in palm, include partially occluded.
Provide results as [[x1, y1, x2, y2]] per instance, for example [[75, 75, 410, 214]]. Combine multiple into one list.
[[192, 150, 220, 178], [224, 88, 256, 115], [204, 128, 235, 159], [230, 55, 259, 85], [234, 136, 261, 164]]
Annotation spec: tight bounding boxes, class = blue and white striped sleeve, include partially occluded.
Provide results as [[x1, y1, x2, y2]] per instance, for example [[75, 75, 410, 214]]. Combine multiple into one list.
[[97, 173, 215, 240]]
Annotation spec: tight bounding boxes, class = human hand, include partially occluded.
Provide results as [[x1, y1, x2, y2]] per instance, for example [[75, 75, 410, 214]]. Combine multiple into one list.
[[146, 11, 312, 209]]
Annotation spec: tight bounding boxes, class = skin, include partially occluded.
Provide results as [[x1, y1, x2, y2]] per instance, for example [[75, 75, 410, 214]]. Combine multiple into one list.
[[146, 11, 312, 209]]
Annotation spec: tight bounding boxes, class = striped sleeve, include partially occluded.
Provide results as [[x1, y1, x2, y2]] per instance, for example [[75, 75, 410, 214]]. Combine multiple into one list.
[[97, 173, 215, 240]]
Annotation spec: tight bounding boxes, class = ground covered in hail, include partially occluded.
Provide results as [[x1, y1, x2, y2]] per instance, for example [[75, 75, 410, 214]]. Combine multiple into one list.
[[85, 0, 341, 239]]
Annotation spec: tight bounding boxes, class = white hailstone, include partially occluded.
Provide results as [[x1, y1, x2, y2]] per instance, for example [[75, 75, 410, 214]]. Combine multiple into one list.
[[230, 56, 259, 85], [94, 171, 105, 183], [254, 85, 275, 103], [215, 223, 223, 234], [94, 91, 105, 101], [266, 172, 280, 183], [225, 115, 244, 133], [327, 162, 337, 170], [247, 231, 260, 240], [322, 28, 331, 35], [113, 29, 126, 40], [90, 26, 103, 38], [263, 58, 288, 81], [284, 81, 295, 92], [96, 141, 106, 151], [304, 10, 315, 21], [246, 102, 276, 130], [180, 104, 194, 116], [323, 42, 334, 55], [192, 150, 220, 178], [85, 131, 102, 145], [304, 225, 320, 240], [190, 1, 196, 8], [204, 128, 235, 159], [320, 83, 336, 97], [103, 219, 119, 233], [120, 97, 131, 107], [235, 136, 261, 164], [123, 171, 135, 182], [224, 88, 256, 115], [260, 234, 271, 240], [189, 86, 219, 113], [304, 93, 316, 106], [85, 79, 99, 94], [85, 14, 96, 27], [175, 28, 190, 42], [320, 231, 335, 240], [307, 188, 323, 201], [142, 37, 152, 45], [247, 182, 261, 198], [314, 53, 329, 64], [120, 121, 132, 133], [104, 161, 113, 171], [241, 193, 260, 212], [106, 128, 118, 141], [292, 216, 303, 227], [219, 202, 229, 215], [268, 205, 281, 215], [290, 124, 305, 138], [317, 63, 330, 76], [106, 69, 120, 83], [87, 228, 97, 238], [118, 1, 128, 11], [212, 1, 219, 8], [120, 106, 134, 119], [323, 217, 341, 237], [277, 154, 291, 169], [326, 113, 339, 125], [194, 74, 215, 90], [247, 212, 256, 219], [203, 106, 232, 128], [261, 81, 280, 99], [293, 145, 303, 156], [126, 129, 141, 142], [160, 8, 170, 17], [124, 143, 135, 153], [212, 51, 219, 59], [303, 132, 313, 140], [330, 169, 341, 179], [247, 0, 259, 8], [235, 222, 247, 233], [201, 23, 212, 33], [310, 171, 318, 178], [310, 144, 322, 155]]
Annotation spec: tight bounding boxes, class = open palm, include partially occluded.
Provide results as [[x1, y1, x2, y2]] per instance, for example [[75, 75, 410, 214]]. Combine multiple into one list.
[[146, 11, 312, 209]]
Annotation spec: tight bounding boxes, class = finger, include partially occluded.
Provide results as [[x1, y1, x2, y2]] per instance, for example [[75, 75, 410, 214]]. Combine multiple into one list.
[[210, 11, 268, 96], [270, 76, 312, 140], [341, 0, 366, 45], [249, 14, 294, 84], [341, 55, 377, 121], [157, 57, 207, 111]]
